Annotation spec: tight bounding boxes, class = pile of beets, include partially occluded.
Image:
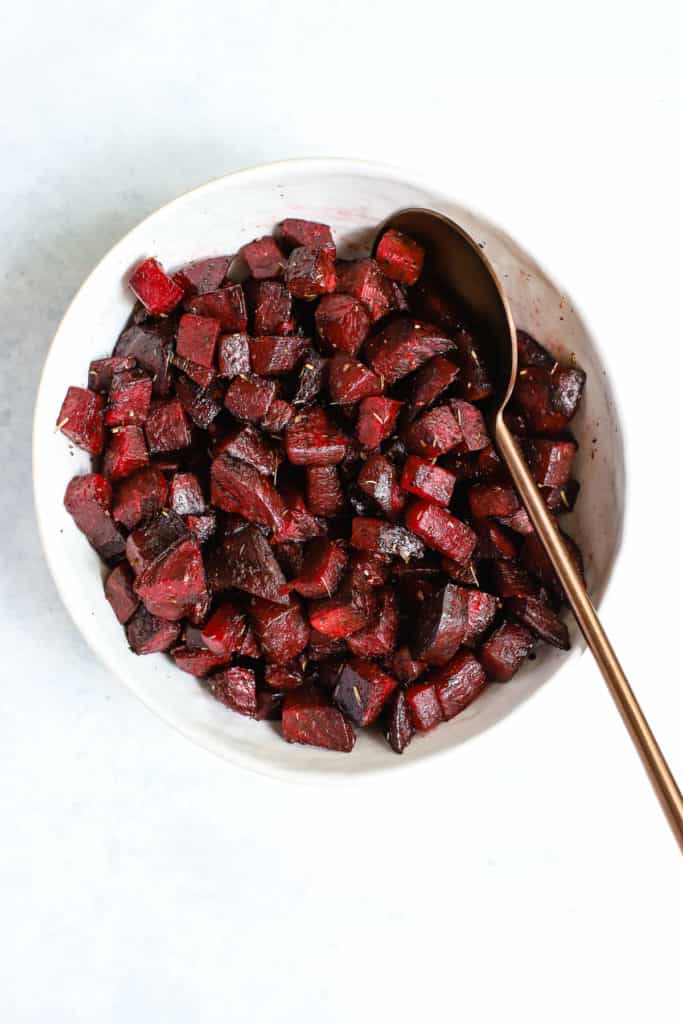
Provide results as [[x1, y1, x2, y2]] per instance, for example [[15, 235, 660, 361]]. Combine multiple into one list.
[[57, 217, 586, 754]]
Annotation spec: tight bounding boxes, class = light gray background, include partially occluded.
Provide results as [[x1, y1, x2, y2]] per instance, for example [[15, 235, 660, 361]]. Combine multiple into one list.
[[2, 2, 682, 1021]]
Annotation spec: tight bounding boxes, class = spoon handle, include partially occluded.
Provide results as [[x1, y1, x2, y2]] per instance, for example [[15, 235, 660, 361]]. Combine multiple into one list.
[[495, 419, 683, 853]]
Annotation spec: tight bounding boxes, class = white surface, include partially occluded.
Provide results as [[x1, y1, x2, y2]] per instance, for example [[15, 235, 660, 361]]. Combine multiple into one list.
[[1, 2, 682, 1021]]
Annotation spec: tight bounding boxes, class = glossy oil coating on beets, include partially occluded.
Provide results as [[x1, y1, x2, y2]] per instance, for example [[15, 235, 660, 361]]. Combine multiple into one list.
[[58, 233, 586, 755]]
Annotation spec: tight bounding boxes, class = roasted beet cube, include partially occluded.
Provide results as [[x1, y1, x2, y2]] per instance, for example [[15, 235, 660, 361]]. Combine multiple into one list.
[[255, 689, 285, 720], [516, 330, 553, 369], [346, 588, 399, 658], [351, 517, 425, 561], [306, 466, 344, 517], [129, 257, 184, 315], [184, 285, 248, 332], [460, 588, 499, 647], [405, 681, 444, 732], [250, 596, 309, 663], [168, 472, 205, 515], [543, 479, 580, 515], [492, 560, 538, 599], [224, 374, 276, 423], [205, 526, 288, 603], [280, 218, 335, 257], [286, 407, 348, 465], [105, 369, 153, 427], [383, 689, 415, 753], [274, 481, 325, 543], [282, 687, 355, 752], [400, 456, 455, 507], [472, 518, 518, 560], [217, 332, 251, 377], [292, 352, 329, 406], [175, 313, 220, 368], [335, 258, 394, 322], [315, 294, 370, 356], [273, 540, 305, 580], [200, 600, 247, 655], [185, 513, 216, 544], [365, 317, 452, 386], [211, 454, 285, 532], [209, 666, 258, 717], [261, 398, 294, 435], [468, 483, 520, 519], [496, 508, 534, 535], [349, 550, 391, 589], [252, 281, 295, 335], [175, 374, 225, 429], [441, 558, 481, 587], [170, 352, 216, 388], [375, 229, 424, 285], [412, 583, 467, 667], [56, 387, 105, 454], [475, 445, 504, 480], [356, 396, 402, 448], [410, 277, 464, 334], [126, 604, 180, 655], [431, 651, 487, 720], [104, 562, 139, 623], [308, 577, 377, 638], [357, 454, 404, 518], [328, 353, 382, 405], [410, 355, 460, 415], [307, 629, 347, 662], [452, 328, 494, 402], [288, 538, 347, 599], [125, 510, 189, 575], [479, 619, 535, 681], [173, 255, 231, 296], [111, 466, 169, 530], [214, 422, 280, 478], [172, 645, 233, 677], [450, 400, 490, 452], [241, 236, 286, 280], [88, 355, 136, 393], [103, 425, 149, 480], [63, 473, 125, 560], [144, 398, 192, 453], [249, 334, 308, 376], [404, 405, 462, 460], [391, 646, 425, 685], [134, 537, 208, 621], [265, 663, 304, 691], [334, 657, 397, 726], [549, 366, 586, 419], [513, 367, 568, 433], [526, 438, 577, 487], [506, 596, 569, 649], [286, 246, 336, 299], [114, 323, 174, 397], [520, 530, 584, 601], [405, 501, 477, 565]]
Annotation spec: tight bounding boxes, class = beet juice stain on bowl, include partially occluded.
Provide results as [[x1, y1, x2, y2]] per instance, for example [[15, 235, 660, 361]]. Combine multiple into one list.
[[55, 212, 589, 758]]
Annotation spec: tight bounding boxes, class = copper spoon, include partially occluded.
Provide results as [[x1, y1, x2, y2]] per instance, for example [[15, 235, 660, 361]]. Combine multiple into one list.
[[373, 208, 683, 853]]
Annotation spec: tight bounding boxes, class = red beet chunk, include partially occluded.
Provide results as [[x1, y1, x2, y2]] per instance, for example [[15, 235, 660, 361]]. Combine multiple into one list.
[[170, 353, 216, 388], [431, 651, 487, 721], [261, 398, 294, 435], [450, 400, 490, 452], [441, 558, 481, 587], [201, 600, 247, 655], [516, 330, 554, 369], [375, 228, 424, 285], [224, 374, 276, 423], [57, 387, 105, 454], [506, 596, 569, 649], [365, 317, 452, 386], [185, 513, 216, 544], [514, 367, 568, 433], [175, 375, 225, 429], [255, 690, 285, 720], [307, 629, 347, 662], [479, 619, 535, 681], [335, 258, 394, 323], [104, 563, 139, 624], [405, 501, 477, 565], [349, 550, 391, 589], [351, 517, 425, 561], [550, 367, 586, 419], [265, 663, 304, 691], [205, 526, 288, 603], [315, 293, 370, 356], [468, 483, 520, 519], [168, 472, 205, 515], [497, 508, 534, 535], [543, 479, 580, 515], [214, 423, 281, 478], [111, 466, 169, 530], [391, 646, 425, 684], [410, 277, 464, 334], [526, 438, 577, 487], [286, 246, 336, 299], [405, 681, 444, 732], [328, 353, 382, 405], [289, 538, 347, 599], [172, 646, 233, 677], [88, 355, 136, 393], [520, 530, 584, 600], [102, 426, 147, 481], [400, 456, 455, 507], [308, 577, 377, 638], [62, 474, 123, 561], [249, 334, 308, 376], [211, 454, 285, 532], [250, 596, 309, 663], [412, 583, 467, 666], [472, 518, 517, 560], [282, 687, 355, 752], [144, 398, 192, 453], [241, 236, 286, 280], [273, 540, 305, 580], [125, 511, 189, 575], [252, 281, 295, 335], [173, 255, 231, 296], [105, 369, 153, 427], [280, 218, 335, 257], [460, 588, 499, 647], [356, 396, 402, 448], [184, 285, 248, 332], [403, 404, 462, 458], [306, 466, 344, 517], [286, 407, 348, 465], [126, 605, 180, 655], [346, 588, 398, 658], [410, 355, 460, 415], [217, 333, 251, 377], [129, 257, 184, 316], [475, 445, 504, 479], [175, 313, 220, 368], [134, 537, 208, 621], [334, 657, 397, 726], [209, 666, 258, 717], [492, 560, 538, 599], [274, 482, 325, 542], [452, 328, 494, 402], [383, 689, 415, 753], [358, 455, 404, 518], [292, 352, 329, 407], [114, 323, 175, 397]]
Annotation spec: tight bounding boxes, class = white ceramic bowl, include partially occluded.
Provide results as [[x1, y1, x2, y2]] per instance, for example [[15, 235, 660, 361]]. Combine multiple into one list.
[[33, 158, 626, 780]]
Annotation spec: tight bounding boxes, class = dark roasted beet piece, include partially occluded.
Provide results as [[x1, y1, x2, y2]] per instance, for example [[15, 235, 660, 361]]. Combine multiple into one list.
[[209, 666, 258, 717], [134, 537, 208, 621], [526, 438, 577, 487], [365, 317, 452, 386], [405, 681, 444, 732], [211, 454, 285, 532], [516, 329, 553, 368], [252, 281, 295, 335], [172, 646, 233, 677], [168, 472, 205, 515], [315, 294, 370, 356], [126, 605, 180, 655], [129, 257, 184, 315], [282, 686, 355, 752], [356, 396, 402, 449], [468, 483, 520, 519], [520, 529, 584, 601], [306, 465, 344, 517], [104, 562, 139, 624], [63, 474, 125, 560], [286, 407, 348, 465], [403, 404, 462, 458], [307, 629, 347, 662], [492, 560, 538, 599], [335, 258, 394, 323], [200, 600, 247, 655], [103, 425, 149, 480], [514, 367, 568, 433], [57, 387, 105, 454], [273, 482, 325, 543], [280, 218, 335, 257], [273, 540, 305, 580], [410, 355, 460, 415], [308, 577, 377, 638], [391, 646, 425, 684], [184, 284, 248, 332], [475, 445, 505, 479], [375, 229, 424, 285], [472, 518, 517, 560], [288, 538, 347, 599], [459, 588, 499, 647], [88, 355, 136, 393], [144, 398, 192, 453], [250, 596, 310, 663], [173, 255, 232, 297], [114, 323, 174, 397], [410, 276, 464, 333], [175, 374, 225, 429], [214, 423, 281, 478], [405, 501, 477, 565], [261, 398, 294, 435], [223, 374, 276, 424], [383, 689, 415, 753], [452, 328, 494, 402], [506, 596, 570, 649], [175, 313, 221, 368], [185, 513, 216, 545], [327, 353, 382, 404], [170, 352, 216, 388], [217, 332, 251, 377], [349, 550, 391, 589], [105, 369, 153, 427], [441, 558, 482, 587], [496, 508, 534, 535], [265, 663, 304, 691], [450, 399, 490, 452], [400, 456, 455, 507], [412, 583, 467, 667], [111, 466, 168, 531], [255, 689, 285, 720], [334, 657, 397, 726], [286, 247, 336, 299], [431, 651, 487, 720], [479, 619, 535, 681], [346, 588, 399, 658], [241, 236, 286, 280], [543, 479, 580, 515], [125, 510, 189, 575], [249, 334, 308, 376], [549, 367, 586, 419], [357, 454, 404, 519], [205, 526, 288, 604], [351, 517, 425, 561], [292, 351, 329, 406]]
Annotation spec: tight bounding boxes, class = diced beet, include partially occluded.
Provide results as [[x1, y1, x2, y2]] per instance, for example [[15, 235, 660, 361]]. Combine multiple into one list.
[[441, 558, 482, 587], [214, 423, 281, 477], [273, 482, 325, 543], [514, 367, 568, 433], [520, 530, 584, 602], [306, 466, 344, 517], [217, 332, 251, 377], [475, 445, 504, 479], [184, 284, 248, 332], [308, 577, 377, 638], [549, 367, 586, 419], [111, 466, 169, 530], [375, 229, 424, 285], [405, 681, 444, 732], [264, 663, 304, 691], [357, 455, 404, 518], [400, 456, 455, 507], [492, 560, 538, 599], [526, 438, 577, 487], [314, 293, 370, 356], [282, 687, 355, 752], [334, 657, 397, 726], [102, 425, 148, 481], [479, 619, 535, 681], [286, 407, 348, 466], [175, 313, 220, 369], [503, 406, 530, 437], [291, 352, 328, 408], [249, 334, 308, 376], [168, 472, 205, 515], [543, 479, 580, 515], [391, 646, 425, 684], [205, 526, 288, 603], [261, 398, 294, 435], [349, 550, 391, 589], [125, 510, 189, 575], [104, 562, 139, 624], [506, 596, 570, 649], [185, 513, 216, 544], [431, 651, 487, 720], [187, 591, 211, 627], [450, 400, 490, 452], [134, 537, 208, 621], [412, 583, 467, 666], [472, 518, 517, 560], [273, 540, 305, 580], [410, 277, 464, 334], [346, 588, 398, 658], [356, 396, 402, 448], [285, 246, 336, 299], [252, 281, 295, 335], [496, 508, 534, 535], [405, 501, 477, 564], [144, 398, 192, 453], [126, 604, 180, 655], [211, 454, 285, 532], [403, 404, 462, 458], [223, 374, 276, 423], [209, 666, 258, 717], [516, 330, 554, 369], [280, 218, 335, 257], [114, 323, 175, 397], [200, 600, 247, 655], [56, 387, 105, 454], [88, 355, 136, 393], [172, 646, 233, 677], [241, 236, 286, 280], [365, 317, 452, 386], [240, 625, 262, 658], [452, 328, 494, 402], [105, 369, 153, 427], [173, 255, 231, 296], [383, 689, 415, 753], [351, 517, 425, 561], [288, 538, 347, 599], [410, 355, 460, 415], [255, 690, 285, 720], [250, 596, 309, 663], [63, 474, 125, 560], [307, 629, 347, 662], [335, 258, 394, 323], [129, 257, 184, 315], [170, 352, 216, 388], [327, 353, 382, 404], [459, 588, 499, 647], [175, 374, 225, 429], [468, 483, 520, 519]]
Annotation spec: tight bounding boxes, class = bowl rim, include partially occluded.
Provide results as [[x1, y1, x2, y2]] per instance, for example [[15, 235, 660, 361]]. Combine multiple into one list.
[[32, 156, 630, 783]]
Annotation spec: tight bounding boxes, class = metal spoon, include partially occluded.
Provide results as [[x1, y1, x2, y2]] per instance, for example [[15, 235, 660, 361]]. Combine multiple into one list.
[[373, 208, 683, 852]]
